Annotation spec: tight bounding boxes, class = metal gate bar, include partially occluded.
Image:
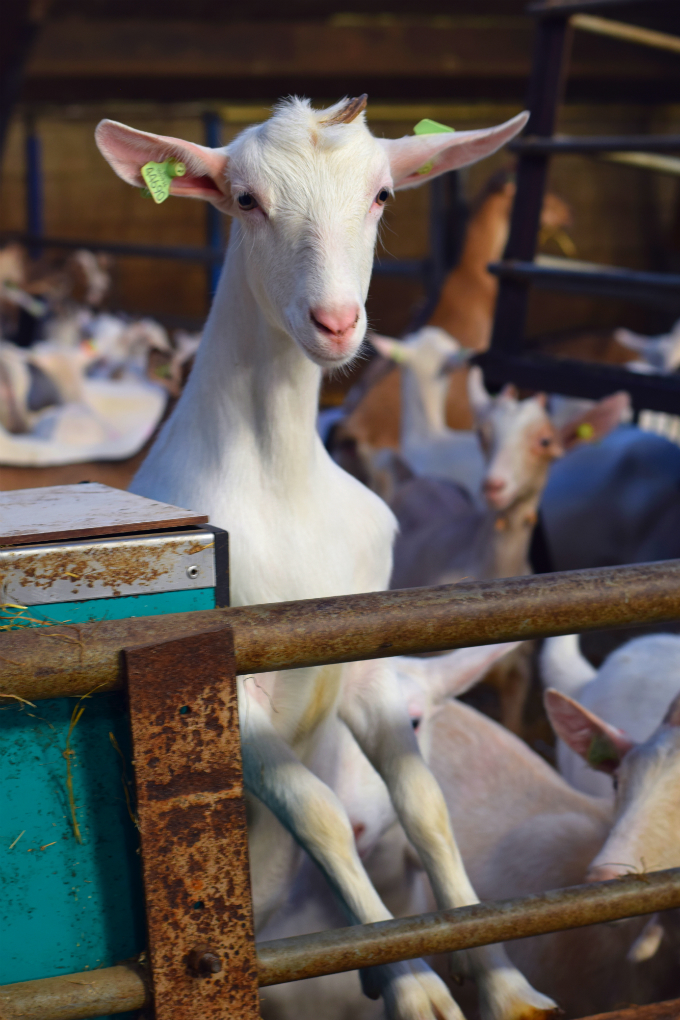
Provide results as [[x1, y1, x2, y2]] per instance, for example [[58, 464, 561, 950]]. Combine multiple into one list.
[[2, 869, 680, 1020], [2, 560, 680, 704], [256, 868, 680, 986]]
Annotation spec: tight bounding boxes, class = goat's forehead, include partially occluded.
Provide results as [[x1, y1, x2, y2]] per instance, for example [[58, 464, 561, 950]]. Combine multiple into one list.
[[228, 107, 386, 194]]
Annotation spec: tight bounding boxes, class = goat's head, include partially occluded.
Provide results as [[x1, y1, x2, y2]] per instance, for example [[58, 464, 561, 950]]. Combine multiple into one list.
[[546, 687, 680, 883], [95, 99, 527, 369], [468, 366, 563, 511]]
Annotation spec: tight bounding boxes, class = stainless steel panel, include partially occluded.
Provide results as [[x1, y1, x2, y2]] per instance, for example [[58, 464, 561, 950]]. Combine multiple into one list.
[[0, 530, 215, 605]]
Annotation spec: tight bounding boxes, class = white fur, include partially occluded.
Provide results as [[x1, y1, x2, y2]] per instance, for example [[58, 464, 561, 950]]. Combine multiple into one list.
[[262, 660, 680, 1019], [371, 327, 483, 498], [95, 99, 549, 1020]]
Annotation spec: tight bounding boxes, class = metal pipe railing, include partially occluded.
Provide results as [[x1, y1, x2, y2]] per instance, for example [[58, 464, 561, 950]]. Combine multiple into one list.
[[2, 869, 679, 1020], [2, 560, 680, 703]]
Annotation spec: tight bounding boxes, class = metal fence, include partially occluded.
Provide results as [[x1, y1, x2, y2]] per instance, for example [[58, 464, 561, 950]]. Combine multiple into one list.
[[2, 559, 680, 1019]]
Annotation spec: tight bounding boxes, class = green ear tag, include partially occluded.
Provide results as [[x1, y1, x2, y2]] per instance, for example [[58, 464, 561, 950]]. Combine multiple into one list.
[[140, 159, 186, 204], [413, 118, 456, 136], [576, 422, 595, 441], [586, 732, 619, 769], [413, 118, 455, 175]]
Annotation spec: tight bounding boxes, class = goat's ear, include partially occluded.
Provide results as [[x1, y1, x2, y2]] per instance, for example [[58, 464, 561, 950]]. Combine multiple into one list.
[[370, 334, 412, 364], [559, 391, 631, 452], [544, 688, 635, 773], [95, 120, 231, 211], [500, 382, 519, 400], [426, 642, 522, 702], [441, 349, 473, 374], [663, 692, 680, 727], [614, 327, 655, 354], [381, 112, 529, 191], [468, 365, 492, 416]]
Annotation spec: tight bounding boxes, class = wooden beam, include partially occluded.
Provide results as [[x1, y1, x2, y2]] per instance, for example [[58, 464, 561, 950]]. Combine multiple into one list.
[[26, 19, 533, 80], [20, 16, 678, 104]]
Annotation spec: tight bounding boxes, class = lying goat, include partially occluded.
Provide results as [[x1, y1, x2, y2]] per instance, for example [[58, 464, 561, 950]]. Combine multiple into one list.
[[96, 97, 555, 1020]]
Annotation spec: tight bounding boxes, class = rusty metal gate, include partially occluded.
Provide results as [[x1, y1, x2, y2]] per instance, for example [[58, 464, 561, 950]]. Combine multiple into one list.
[[3, 561, 680, 1020]]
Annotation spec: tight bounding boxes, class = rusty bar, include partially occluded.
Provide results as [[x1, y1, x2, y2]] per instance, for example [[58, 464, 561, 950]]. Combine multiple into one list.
[[0, 961, 148, 1020], [2, 560, 680, 703], [125, 628, 259, 1020], [257, 868, 680, 985], [2, 871, 680, 1019]]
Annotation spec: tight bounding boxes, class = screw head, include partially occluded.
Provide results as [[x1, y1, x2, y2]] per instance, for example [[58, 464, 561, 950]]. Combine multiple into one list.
[[188, 946, 222, 977], [186, 565, 200, 579]]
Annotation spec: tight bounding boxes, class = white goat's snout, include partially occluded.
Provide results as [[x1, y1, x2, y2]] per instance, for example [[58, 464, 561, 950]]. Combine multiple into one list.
[[482, 475, 507, 505], [310, 304, 361, 341]]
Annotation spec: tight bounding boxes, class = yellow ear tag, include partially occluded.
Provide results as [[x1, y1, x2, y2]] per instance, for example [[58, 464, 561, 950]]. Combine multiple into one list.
[[413, 118, 455, 176], [140, 159, 186, 204], [576, 422, 595, 441]]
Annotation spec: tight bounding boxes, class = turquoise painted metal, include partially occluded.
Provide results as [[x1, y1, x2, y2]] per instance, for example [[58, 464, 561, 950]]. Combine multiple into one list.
[[1, 588, 216, 1020]]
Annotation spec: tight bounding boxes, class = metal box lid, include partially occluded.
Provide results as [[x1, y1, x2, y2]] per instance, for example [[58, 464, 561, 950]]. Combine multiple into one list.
[[0, 482, 208, 547]]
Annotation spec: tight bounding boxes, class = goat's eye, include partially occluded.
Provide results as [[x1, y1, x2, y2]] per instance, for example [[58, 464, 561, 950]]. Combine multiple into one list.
[[237, 193, 258, 211], [375, 188, 390, 206], [539, 437, 552, 448]]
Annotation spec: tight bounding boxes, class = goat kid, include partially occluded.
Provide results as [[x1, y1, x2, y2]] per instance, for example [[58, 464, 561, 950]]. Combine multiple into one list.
[[390, 367, 564, 590], [95, 98, 556, 1020], [369, 328, 482, 498]]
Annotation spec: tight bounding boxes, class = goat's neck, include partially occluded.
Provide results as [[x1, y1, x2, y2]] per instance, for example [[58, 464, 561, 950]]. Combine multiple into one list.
[[400, 366, 448, 444], [176, 225, 321, 488], [480, 490, 542, 580]]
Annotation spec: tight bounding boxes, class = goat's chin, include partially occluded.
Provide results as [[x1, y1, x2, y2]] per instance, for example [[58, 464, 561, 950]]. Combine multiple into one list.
[[296, 328, 365, 369]]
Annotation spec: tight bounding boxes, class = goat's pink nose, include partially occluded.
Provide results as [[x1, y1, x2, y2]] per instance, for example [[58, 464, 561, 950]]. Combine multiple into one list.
[[483, 478, 506, 494], [310, 305, 360, 338], [587, 864, 626, 883]]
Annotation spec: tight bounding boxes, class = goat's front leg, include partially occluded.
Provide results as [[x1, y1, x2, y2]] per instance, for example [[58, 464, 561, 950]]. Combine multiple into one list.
[[340, 660, 560, 1020], [240, 690, 463, 1020]]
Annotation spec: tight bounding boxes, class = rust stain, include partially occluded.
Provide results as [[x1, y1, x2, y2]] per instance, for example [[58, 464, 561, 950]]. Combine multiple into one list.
[[125, 627, 259, 1020]]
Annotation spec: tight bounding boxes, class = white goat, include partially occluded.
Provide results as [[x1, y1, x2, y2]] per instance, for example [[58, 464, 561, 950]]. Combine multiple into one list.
[[616, 318, 680, 375], [541, 632, 680, 798], [262, 668, 680, 1020], [95, 98, 556, 1020], [369, 328, 482, 497], [259, 642, 522, 1020], [614, 319, 680, 446], [390, 367, 564, 590]]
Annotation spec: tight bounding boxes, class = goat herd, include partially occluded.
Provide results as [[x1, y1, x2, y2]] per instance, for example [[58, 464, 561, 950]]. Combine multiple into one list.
[[6, 95, 680, 1019]]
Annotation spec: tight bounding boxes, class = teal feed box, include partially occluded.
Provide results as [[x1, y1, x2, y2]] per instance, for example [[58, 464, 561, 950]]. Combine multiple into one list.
[[0, 484, 228, 1014]]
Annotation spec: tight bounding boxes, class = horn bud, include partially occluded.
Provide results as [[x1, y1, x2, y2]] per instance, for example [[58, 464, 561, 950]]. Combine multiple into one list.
[[322, 95, 368, 126]]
